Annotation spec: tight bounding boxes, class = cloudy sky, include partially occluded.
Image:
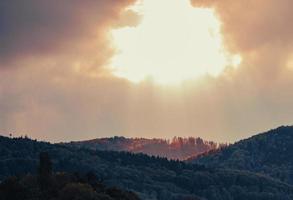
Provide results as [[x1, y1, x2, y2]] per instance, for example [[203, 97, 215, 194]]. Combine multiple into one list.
[[1, 0, 293, 142]]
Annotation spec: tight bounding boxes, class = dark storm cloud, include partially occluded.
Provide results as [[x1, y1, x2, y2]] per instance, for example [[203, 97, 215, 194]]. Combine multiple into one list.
[[0, 0, 136, 66]]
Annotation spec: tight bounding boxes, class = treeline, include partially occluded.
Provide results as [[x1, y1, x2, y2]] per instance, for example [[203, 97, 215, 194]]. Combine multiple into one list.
[[65, 136, 228, 160], [191, 126, 293, 185], [1, 135, 293, 200]]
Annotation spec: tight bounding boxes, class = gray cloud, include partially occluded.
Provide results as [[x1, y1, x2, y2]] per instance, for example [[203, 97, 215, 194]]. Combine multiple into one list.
[[0, 0, 136, 67]]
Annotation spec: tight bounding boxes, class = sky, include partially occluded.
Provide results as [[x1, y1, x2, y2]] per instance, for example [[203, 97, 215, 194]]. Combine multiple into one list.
[[1, 0, 293, 142]]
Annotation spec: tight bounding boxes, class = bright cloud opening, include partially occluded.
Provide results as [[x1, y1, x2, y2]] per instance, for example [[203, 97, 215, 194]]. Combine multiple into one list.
[[110, 0, 241, 85]]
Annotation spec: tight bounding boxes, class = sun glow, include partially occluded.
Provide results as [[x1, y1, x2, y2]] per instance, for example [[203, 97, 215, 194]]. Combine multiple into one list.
[[110, 0, 241, 84]]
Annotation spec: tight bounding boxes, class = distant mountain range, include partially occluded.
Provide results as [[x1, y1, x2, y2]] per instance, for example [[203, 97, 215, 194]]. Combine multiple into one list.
[[2, 126, 293, 199], [190, 126, 293, 184], [63, 136, 224, 160]]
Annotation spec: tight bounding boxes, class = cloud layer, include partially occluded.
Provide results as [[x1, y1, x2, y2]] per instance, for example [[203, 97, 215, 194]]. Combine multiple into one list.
[[1, 0, 293, 142]]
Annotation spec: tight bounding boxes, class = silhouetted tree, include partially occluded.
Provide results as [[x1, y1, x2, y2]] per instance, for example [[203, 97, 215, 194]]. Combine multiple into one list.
[[38, 152, 53, 190], [39, 152, 52, 176]]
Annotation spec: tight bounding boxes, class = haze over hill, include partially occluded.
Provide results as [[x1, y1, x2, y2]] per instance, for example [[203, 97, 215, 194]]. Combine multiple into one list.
[[64, 136, 225, 160]]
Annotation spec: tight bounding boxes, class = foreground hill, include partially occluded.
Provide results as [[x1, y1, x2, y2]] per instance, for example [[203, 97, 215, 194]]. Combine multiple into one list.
[[0, 167, 140, 200], [64, 136, 220, 160], [191, 126, 293, 184], [1, 136, 293, 199]]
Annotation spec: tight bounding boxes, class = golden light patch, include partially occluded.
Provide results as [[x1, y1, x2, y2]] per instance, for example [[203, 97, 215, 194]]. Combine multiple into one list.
[[110, 0, 241, 85]]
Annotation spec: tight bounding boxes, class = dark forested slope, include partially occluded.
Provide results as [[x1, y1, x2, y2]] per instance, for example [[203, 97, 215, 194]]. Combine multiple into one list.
[[1, 135, 293, 200], [191, 126, 293, 184], [0, 168, 140, 200]]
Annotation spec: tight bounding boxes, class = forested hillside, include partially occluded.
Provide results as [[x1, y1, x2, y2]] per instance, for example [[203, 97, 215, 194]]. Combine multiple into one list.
[[191, 126, 293, 184], [64, 136, 222, 160], [0, 152, 140, 200], [1, 135, 293, 200]]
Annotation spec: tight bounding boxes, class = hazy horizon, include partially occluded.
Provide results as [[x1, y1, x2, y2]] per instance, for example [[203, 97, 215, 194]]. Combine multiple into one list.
[[1, 124, 290, 144]]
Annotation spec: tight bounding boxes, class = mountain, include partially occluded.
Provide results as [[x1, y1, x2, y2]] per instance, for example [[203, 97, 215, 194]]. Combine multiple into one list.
[[64, 136, 222, 160], [1, 135, 293, 200], [190, 126, 293, 184]]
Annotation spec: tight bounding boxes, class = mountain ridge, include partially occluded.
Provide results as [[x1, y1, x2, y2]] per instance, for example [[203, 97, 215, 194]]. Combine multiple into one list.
[[63, 136, 225, 160], [1, 133, 293, 199], [190, 125, 293, 184]]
